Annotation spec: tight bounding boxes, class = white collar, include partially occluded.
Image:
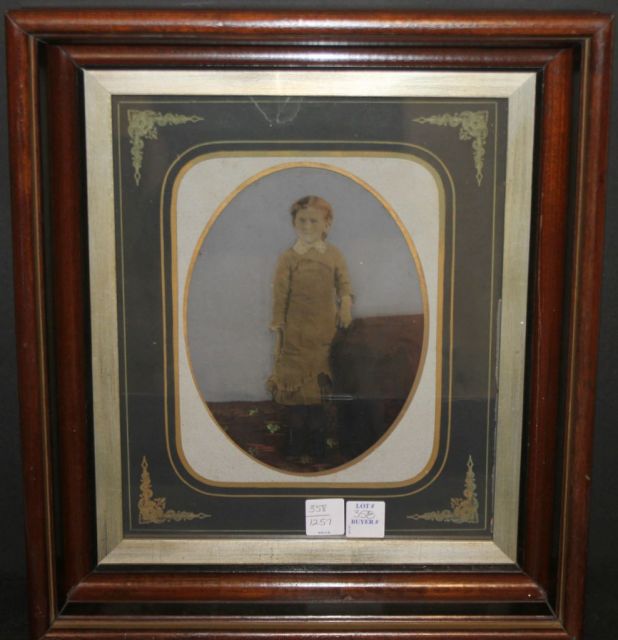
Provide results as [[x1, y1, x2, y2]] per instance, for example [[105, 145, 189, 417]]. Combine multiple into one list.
[[293, 239, 327, 255]]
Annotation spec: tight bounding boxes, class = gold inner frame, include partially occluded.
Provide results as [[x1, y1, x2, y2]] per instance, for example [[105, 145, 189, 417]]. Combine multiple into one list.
[[171, 154, 438, 489]]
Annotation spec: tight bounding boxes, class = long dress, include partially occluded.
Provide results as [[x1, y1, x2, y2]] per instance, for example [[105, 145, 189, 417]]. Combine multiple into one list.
[[268, 242, 352, 405]]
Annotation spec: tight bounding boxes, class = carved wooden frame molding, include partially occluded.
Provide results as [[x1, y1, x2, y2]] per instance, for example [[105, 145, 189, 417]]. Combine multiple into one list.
[[5, 10, 613, 639]]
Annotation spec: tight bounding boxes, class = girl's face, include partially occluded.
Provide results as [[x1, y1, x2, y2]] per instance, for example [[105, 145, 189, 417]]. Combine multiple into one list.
[[293, 206, 331, 244]]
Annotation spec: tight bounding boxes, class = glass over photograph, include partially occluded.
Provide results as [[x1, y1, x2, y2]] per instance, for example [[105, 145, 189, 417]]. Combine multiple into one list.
[[184, 164, 427, 474], [83, 70, 534, 550]]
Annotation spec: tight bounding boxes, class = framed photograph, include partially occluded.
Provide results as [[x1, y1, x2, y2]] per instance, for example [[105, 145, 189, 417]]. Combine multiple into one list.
[[6, 9, 613, 640]]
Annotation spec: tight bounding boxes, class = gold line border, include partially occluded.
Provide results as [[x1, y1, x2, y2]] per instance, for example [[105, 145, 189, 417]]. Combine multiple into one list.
[[557, 37, 591, 619], [53, 616, 562, 632], [29, 35, 57, 620], [485, 102, 500, 530], [152, 139, 456, 498], [116, 102, 134, 529]]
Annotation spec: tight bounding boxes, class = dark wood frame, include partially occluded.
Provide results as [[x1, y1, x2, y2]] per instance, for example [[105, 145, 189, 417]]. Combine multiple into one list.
[[5, 9, 613, 640]]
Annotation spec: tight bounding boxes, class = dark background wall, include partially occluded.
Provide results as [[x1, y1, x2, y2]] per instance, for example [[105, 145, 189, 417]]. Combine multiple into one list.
[[0, 1, 615, 638]]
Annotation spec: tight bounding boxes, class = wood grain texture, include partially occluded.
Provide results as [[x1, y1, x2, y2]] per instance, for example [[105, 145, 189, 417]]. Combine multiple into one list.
[[44, 630, 570, 640], [69, 571, 546, 603], [558, 17, 614, 639], [4, 9, 613, 640], [5, 14, 56, 640], [43, 628, 570, 640], [47, 45, 95, 599], [63, 45, 559, 68], [521, 48, 573, 595], [6, 9, 612, 41]]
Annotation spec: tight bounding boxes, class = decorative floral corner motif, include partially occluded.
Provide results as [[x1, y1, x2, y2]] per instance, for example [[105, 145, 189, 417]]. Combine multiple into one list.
[[407, 455, 479, 524], [138, 456, 209, 525], [414, 111, 489, 186], [127, 110, 203, 186]]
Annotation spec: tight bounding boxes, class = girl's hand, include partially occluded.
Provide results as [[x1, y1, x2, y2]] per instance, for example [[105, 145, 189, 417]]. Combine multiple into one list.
[[338, 295, 353, 329]]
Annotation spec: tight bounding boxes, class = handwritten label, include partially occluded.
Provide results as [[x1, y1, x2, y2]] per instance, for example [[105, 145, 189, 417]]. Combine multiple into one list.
[[346, 501, 385, 538], [305, 499, 345, 536]]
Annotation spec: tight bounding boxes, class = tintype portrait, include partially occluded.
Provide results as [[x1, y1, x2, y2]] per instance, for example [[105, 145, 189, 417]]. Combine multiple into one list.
[[184, 163, 426, 474]]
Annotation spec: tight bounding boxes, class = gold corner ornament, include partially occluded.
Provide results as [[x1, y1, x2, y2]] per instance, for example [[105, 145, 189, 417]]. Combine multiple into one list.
[[407, 455, 479, 524], [414, 111, 489, 186], [138, 456, 210, 525], [127, 109, 203, 186]]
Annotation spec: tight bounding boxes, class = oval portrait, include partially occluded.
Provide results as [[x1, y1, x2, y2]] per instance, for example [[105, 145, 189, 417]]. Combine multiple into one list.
[[184, 163, 427, 474]]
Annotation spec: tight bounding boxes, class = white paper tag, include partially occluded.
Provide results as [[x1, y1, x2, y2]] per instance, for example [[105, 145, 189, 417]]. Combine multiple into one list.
[[305, 499, 345, 536], [346, 501, 386, 538]]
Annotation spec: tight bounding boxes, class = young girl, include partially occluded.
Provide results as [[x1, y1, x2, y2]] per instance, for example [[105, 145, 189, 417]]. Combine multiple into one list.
[[268, 195, 353, 461]]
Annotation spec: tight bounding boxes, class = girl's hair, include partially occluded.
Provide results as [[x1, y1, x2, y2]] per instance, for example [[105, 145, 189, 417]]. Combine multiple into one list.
[[290, 195, 333, 227]]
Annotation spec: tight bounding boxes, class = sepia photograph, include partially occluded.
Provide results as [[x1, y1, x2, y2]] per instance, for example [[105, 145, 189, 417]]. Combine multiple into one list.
[[183, 164, 427, 474]]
